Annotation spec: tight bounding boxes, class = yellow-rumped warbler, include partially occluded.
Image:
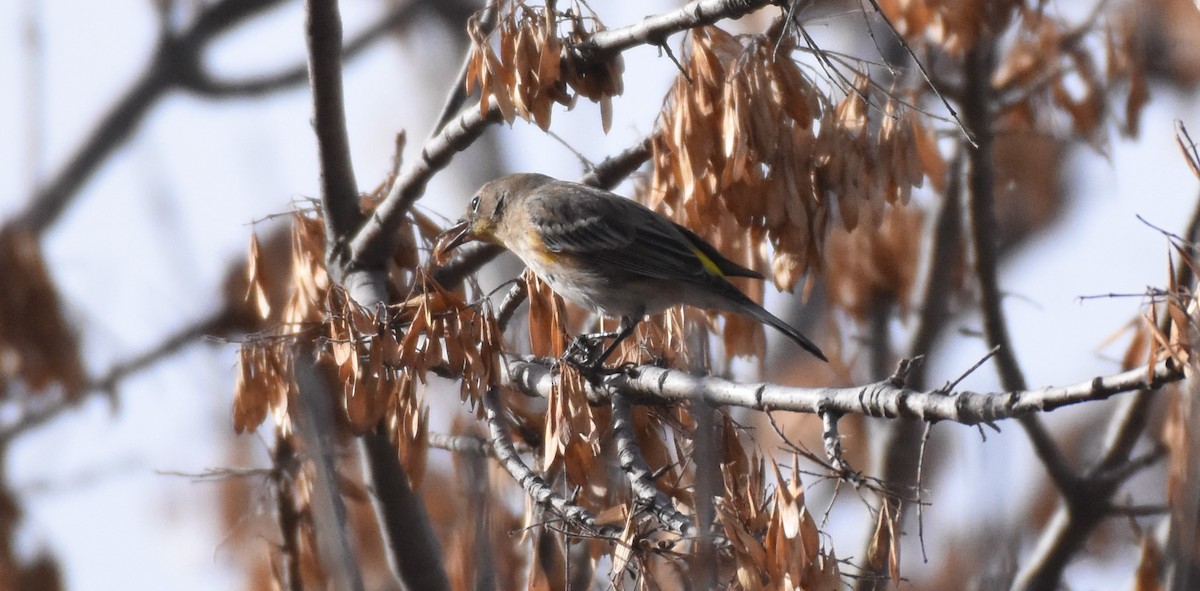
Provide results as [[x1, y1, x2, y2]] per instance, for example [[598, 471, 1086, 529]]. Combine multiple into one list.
[[436, 173, 827, 365]]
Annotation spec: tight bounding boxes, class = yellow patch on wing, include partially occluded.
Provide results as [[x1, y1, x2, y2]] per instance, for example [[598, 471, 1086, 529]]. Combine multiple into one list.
[[690, 245, 724, 277]]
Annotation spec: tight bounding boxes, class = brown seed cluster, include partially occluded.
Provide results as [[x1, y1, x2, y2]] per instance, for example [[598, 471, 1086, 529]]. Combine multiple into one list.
[[232, 213, 503, 458], [467, 2, 624, 132], [649, 24, 943, 292], [825, 204, 925, 322]]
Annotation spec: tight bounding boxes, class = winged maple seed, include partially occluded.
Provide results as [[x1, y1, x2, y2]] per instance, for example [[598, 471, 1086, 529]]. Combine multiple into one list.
[[466, 1, 623, 132], [644, 20, 942, 357], [233, 212, 502, 447], [826, 202, 925, 321]]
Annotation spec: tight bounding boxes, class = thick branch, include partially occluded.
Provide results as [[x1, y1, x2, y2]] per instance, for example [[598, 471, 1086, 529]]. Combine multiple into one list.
[[502, 357, 1181, 424], [306, 0, 365, 278], [292, 352, 364, 591], [361, 429, 451, 591]]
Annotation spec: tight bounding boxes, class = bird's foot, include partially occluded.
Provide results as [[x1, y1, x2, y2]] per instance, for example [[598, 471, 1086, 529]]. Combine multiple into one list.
[[563, 333, 606, 370]]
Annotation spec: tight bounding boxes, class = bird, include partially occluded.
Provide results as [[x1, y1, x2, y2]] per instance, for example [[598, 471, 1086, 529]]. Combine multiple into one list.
[[435, 172, 827, 367]]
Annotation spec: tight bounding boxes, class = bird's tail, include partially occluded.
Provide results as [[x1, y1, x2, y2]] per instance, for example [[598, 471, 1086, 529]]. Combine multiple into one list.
[[737, 296, 828, 362]]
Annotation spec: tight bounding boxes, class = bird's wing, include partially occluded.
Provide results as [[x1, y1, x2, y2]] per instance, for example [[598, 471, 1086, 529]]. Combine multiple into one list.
[[532, 182, 743, 283]]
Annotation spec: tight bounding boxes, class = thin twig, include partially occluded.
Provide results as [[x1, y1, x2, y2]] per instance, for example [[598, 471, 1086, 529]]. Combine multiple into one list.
[[432, 1, 500, 134], [292, 348, 366, 591], [861, 0, 974, 146], [915, 420, 934, 564]]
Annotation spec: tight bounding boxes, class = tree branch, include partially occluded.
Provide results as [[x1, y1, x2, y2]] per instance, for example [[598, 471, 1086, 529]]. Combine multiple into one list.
[[1011, 189, 1200, 591], [962, 34, 1080, 499], [501, 356, 1181, 424], [350, 104, 504, 270], [611, 393, 698, 537], [291, 349, 365, 591], [431, 1, 499, 134], [12, 0, 287, 237], [361, 428, 452, 591], [481, 386, 621, 538], [185, 1, 421, 98], [272, 428, 304, 591], [306, 0, 366, 282], [302, 1, 448, 587], [579, 0, 774, 55]]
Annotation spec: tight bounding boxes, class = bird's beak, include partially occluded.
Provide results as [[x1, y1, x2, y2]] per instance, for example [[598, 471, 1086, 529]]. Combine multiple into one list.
[[433, 219, 474, 264]]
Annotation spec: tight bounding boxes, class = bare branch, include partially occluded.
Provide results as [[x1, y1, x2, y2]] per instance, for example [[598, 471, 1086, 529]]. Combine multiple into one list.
[[819, 409, 854, 477], [360, 428, 452, 591], [12, 0, 288, 236], [429, 432, 493, 456], [302, 0, 453, 586], [962, 36, 1080, 500], [580, 0, 775, 55], [432, 1, 499, 134], [481, 386, 621, 538], [611, 393, 698, 537], [578, 136, 653, 190], [495, 280, 529, 331], [501, 356, 1182, 424], [306, 0, 365, 279], [350, 104, 504, 270]]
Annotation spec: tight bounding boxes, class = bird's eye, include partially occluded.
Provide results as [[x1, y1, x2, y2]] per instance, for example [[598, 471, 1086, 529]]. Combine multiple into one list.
[[470, 195, 481, 212]]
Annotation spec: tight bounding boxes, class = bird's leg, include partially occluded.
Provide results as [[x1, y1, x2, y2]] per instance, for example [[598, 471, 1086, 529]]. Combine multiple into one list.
[[564, 333, 607, 367], [563, 315, 643, 370], [589, 315, 641, 368]]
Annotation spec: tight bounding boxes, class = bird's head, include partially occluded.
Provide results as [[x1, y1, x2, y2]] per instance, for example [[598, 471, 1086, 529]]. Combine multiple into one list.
[[434, 173, 552, 261]]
